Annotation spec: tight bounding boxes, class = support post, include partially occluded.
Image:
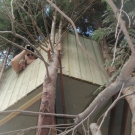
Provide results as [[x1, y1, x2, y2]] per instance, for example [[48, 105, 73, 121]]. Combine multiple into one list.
[[108, 94, 118, 135], [120, 99, 129, 135], [58, 50, 67, 124]]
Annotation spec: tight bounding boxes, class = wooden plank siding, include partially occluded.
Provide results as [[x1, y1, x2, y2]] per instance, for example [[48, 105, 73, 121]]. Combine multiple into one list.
[[0, 68, 15, 110], [92, 40, 107, 83], [0, 33, 107, 111], [76, 36, 93, 82], [61, 34, 69, 75], [68, 34, 81, 79], [84, 38, 102, 84]]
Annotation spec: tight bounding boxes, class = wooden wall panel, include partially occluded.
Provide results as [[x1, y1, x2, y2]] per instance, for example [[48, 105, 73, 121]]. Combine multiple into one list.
[[0, 33, 107, 111], [77, 36, 93, 82], [1, 72, 18, 110], [84, 38, 102, 85], [35, 49, 47, 87], [27, 58, 41, 93], [0, 69, 14, 110], [61, 34, 69, 75], [17, 62, 34, 100], [0, 68, 11, 94], [92, 40, 107, 83], [9, 71, 25, 106], [68, 34, 81, 79]]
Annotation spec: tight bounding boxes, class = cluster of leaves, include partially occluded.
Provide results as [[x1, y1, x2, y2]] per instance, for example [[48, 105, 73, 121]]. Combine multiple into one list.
[[92, 0, 135, 44], [92, 0, 135, 68], [92, 0, 135, 94], [75, 0, 107, 37]]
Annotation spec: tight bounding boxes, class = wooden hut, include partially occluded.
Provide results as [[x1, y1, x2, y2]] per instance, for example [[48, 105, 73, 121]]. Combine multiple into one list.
[[0, 33, 112, 135]]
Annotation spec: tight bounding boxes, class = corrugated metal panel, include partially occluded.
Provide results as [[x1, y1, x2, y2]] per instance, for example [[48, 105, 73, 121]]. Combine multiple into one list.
[[92, 40, 106, 84], [61, 33, 107, 85], [0, 33, 107, 111], [61, 34, 69, 75], [68, 34, 81, 78], [84, 38, 101, 84], [76, 36, 93, 82], [0, 49, 46, 111]]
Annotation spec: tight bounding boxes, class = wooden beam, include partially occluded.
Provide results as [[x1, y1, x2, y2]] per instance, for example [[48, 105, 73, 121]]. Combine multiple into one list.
[[120, 100, 129, 135], [108, 94, 118, 135]]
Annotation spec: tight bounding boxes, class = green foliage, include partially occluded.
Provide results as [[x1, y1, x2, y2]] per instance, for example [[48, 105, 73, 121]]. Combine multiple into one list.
[[56, 0, 74, 12], [92, 6, 116, 41], [128, 10, 135, 19], [0, 1, 11, 31], [102, 12, 116, 24], [119, 38, 128, 47], [129, 29, 135, 36], [92, 27, 115, 41]]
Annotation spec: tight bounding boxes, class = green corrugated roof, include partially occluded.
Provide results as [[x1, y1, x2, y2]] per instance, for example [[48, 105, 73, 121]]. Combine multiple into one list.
[[0, 33, 107, 111]]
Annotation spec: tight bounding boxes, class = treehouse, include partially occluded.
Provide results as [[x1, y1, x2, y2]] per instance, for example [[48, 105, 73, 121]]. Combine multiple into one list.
[[0, 33, 131, 135]]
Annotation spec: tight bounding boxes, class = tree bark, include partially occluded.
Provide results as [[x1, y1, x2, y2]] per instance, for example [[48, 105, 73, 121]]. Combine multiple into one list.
[[50, 10, 57, 48], [100, 39, 116, 76], [90, 123, 102, 135], [57, 18, 63, 51], [36, 52, 59, 135], [122, 87, 135, 135], [36, 6, 58, 135]]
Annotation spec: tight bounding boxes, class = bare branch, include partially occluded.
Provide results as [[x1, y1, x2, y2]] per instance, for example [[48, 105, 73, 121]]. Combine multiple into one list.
[[0, 110, 77, 118], [42, 4, 53, 51]]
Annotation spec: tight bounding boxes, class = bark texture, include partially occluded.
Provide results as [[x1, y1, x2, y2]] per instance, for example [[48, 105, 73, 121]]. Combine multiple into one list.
[[100, 39, 116, 76], [123, 87, 135, 135], [50, 10, 57, 48], [36, 52, 59, 135], [90, 123, 102, 135]]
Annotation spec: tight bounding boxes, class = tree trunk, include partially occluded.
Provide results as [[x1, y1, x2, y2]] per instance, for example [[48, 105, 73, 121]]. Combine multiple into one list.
[[50, 10, 57, 47], [57, 18, 63, 51], [100, 39, 116, 76], [122, 87, 135, 135], [36, 7, 58, 135], [90, 123, 102, 135], [36, 52, 59, 135]]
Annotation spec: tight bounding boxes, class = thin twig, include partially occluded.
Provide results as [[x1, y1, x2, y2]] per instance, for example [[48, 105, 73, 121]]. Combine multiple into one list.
[[0, 110, 77, 118]]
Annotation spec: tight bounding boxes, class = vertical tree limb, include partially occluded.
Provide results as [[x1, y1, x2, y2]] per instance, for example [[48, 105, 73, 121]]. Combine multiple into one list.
[[50, 10, 57, 51], [122, 87, 135, 135], [36, 5, 58, 135], [36, 52, 59, 135]]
